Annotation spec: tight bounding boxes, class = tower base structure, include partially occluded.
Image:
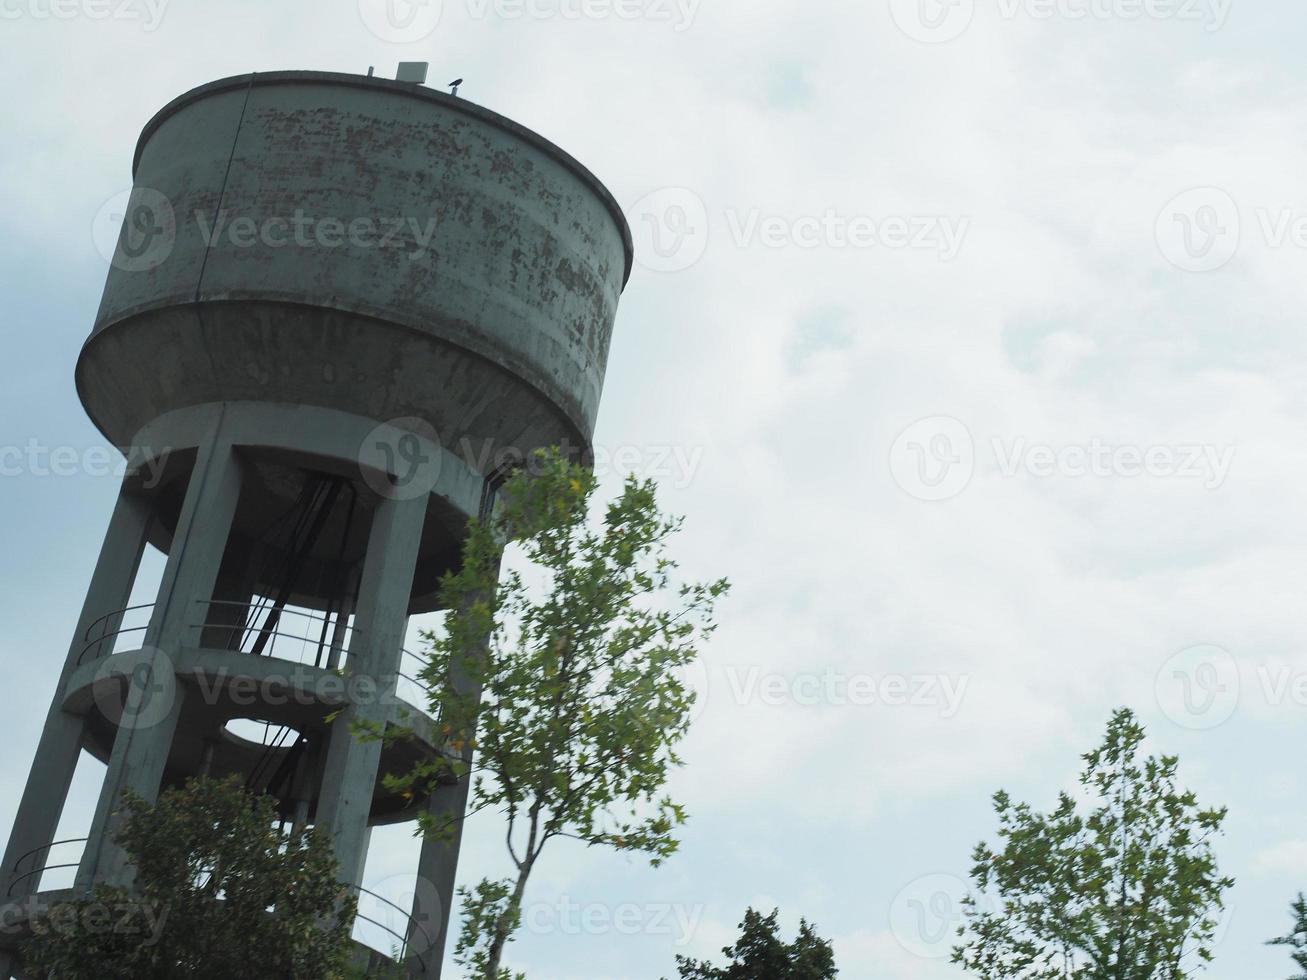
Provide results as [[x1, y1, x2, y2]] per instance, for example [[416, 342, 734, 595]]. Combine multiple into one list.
[[2, 67, 631, 980], [0, 402, 488, 979]]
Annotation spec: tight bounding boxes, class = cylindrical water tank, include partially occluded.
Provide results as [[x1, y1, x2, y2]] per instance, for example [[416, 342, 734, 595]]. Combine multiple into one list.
[[79, 70, 634, 471]]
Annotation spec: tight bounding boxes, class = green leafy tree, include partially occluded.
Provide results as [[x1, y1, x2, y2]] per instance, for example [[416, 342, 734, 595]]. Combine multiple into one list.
[[344, 955, 411, 979], [1268, 893, 1307, 978], [22, 776, 358, 979], [953, 707, 1233, 979], [670, 907, 838, 979], [390, 448, 728, 977]]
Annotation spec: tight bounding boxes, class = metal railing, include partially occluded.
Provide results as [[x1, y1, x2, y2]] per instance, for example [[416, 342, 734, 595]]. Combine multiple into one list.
[[71, 600, 439, 718], [397, 647, 437, 718], [197, 600, 439, 717], [6, 846, 430, 973], [77, 602, 156, 665], [7, 837, 88, 896], [350, 884, 431, 973], [196, 599, 352, 669]]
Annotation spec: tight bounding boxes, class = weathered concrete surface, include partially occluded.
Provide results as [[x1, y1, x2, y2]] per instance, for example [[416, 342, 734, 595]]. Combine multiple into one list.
[[316, 492, 428, 888], [62, 646, 446, 827], [79, 423, 243, 890], [3, 70, 631, 980], [127, 402, 487, 612], [78, 71, 633, 469]]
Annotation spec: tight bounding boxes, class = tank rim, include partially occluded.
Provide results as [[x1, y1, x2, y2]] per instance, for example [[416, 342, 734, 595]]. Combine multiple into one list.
[[131, 69, 635, 287], [74, 298, 595, 460]]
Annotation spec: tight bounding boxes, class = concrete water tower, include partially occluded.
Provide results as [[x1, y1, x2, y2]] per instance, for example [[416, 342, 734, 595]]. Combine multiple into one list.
[[0, 68, 631, 978]]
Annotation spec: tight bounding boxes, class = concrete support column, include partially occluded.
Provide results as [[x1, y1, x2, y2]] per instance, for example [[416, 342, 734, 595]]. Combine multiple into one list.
[[316, 493, 427, 890], [0, 486, 152, 904], [142, 430, 244, 654], [200, 536, 256, 650], [407, 557, 501, 980], [78, 426, 244, 889], [326, 567, 359, 671], [407, 776, 473, 979]]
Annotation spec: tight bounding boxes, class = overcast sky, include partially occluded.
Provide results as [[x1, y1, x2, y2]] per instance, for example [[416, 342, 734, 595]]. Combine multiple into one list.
[[4, 0, 1307, 977]]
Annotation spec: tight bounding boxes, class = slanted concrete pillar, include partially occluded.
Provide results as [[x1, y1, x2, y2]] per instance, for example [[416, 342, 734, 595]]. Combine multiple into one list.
[[200, 536, 257, 650], [0, 485, 151, 905], [316, 493, 427, 889], [407, 562, 500, 980], [326, 567, 359, 671], [78, 427, 244, 889], [407, 777, 472, 979]]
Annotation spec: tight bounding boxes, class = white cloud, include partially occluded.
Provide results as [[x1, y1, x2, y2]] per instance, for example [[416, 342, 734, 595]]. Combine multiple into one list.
[[6, 1, 1307, 976], [1254, 840, 1307, 878]]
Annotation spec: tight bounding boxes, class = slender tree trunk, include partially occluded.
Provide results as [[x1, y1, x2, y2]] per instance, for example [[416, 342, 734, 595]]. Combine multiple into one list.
[[1116, 760, 1129, 980], [483, 864, 532, 978]]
